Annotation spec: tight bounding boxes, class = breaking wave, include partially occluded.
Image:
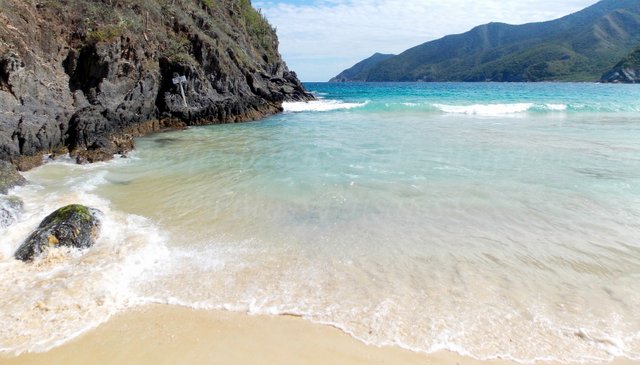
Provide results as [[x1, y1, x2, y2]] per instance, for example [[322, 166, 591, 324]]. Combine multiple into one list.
[[284, 99, 640, 115], [283, 100, 369, 112]]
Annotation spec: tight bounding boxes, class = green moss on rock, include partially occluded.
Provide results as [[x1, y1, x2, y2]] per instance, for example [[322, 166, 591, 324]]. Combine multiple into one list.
[[14, 204, 102, 262], [43, 204, 95, 224]]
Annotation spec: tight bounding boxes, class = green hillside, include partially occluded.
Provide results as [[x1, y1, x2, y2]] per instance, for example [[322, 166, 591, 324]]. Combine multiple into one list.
[[616, 46, 640, 66], [329, 53, 394, 82], [332, 0, 640, 82]]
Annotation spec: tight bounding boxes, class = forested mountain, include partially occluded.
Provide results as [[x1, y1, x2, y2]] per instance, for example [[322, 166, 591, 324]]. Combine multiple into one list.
[[329, 53, 394, 82], [331, 0, 640, 82]]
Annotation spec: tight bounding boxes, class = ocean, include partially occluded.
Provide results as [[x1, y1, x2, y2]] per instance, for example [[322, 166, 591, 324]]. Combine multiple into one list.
[[1, 82, 640, 362]]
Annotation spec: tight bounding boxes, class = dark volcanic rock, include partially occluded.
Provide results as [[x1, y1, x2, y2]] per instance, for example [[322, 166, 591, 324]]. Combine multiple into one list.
[[0, 0, 313, 168], [0, 160, 26, 194], [0, 195, 23, 229], [14, 204, 102, 261], [601, 67, 639, 83]]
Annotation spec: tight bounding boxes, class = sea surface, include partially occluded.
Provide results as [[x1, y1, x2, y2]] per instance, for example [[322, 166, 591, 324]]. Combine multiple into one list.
[[2, 82, 640, 362]]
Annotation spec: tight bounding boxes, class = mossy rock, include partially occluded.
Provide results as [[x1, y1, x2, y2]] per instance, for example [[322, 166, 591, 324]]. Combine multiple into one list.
[[14, 204, 102, 262], [0, 161, 26, 194]]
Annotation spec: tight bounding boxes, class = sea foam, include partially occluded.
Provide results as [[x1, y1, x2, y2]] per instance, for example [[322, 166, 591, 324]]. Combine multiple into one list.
[[3, 82, 640, 363], [284, 99, 577, 115], [283, 100, 368, 112], [0, 158, 170, 355], [433, 103, 535, 115]]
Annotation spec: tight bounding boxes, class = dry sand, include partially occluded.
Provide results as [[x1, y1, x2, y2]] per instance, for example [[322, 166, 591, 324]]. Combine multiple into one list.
[[0, 305, 637, 365]]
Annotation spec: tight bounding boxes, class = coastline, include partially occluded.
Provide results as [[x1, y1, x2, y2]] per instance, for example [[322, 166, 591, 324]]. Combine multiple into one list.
[[1, 305, 637, 365], [2, 82, 640, 364], [0, 0, 313, 172], [1, 0, 638, 362]]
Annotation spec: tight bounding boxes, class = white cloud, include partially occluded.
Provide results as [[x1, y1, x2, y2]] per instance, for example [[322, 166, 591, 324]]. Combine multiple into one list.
[[254, 0, 598, 81]]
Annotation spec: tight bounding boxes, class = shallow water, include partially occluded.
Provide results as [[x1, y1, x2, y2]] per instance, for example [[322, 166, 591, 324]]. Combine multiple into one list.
[[2, 83, 640, 362]]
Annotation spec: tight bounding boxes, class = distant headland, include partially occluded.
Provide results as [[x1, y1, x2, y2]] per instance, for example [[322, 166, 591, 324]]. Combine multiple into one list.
[[331, 0, 640, 83]]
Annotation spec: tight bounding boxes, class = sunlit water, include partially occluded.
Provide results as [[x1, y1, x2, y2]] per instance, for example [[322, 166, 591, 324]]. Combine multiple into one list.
[[2, 83, 640, 362]]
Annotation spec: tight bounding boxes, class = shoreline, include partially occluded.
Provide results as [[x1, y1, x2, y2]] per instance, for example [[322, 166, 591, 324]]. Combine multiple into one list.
[[1, 305, 637, 365]]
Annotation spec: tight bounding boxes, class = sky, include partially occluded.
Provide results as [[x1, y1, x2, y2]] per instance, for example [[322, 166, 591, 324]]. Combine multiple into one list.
[[252, 0, 599, 81]]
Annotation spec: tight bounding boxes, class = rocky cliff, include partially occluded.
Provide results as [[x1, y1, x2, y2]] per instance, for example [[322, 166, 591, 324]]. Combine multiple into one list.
[[601, 47, 640, 83], [0, 0, 312, 170]]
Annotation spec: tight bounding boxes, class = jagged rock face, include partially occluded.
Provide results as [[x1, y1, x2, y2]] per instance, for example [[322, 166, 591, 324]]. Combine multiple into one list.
[[14, 204, 102, 262], [601, 66, 640, 83], [0, 0, 312, 168], [601, 47, 640, 83]]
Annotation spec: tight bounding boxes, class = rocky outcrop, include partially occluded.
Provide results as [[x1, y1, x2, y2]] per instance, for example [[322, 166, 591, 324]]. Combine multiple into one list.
[[0, 0, 312, 169], [14, 204, 102, 261], [601, 67, 639, 83], [0, 160, 26, 194], [601, 47, 640, 83]]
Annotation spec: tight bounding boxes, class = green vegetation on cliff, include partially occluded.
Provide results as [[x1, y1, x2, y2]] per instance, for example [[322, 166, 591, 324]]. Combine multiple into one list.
[[332, 0, 640, 82], [617, 46, 640, 67], [601, 46, 640, 83], [33, 0, 280, 68]]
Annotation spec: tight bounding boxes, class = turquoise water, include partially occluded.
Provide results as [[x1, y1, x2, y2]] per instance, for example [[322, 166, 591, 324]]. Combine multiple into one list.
[[302, 82, 640, 113], [1, 82, 640, 362]]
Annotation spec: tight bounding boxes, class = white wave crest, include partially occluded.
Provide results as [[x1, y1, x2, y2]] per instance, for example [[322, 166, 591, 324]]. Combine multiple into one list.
[[433, 103, 535, 115], [544, 103, 568, 111], [283, 100, 368, 113], [432, 102, 572, 115]]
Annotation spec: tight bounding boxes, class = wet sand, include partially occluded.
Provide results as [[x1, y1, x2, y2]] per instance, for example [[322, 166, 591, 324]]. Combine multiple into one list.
[[1, 305, 637, 365]]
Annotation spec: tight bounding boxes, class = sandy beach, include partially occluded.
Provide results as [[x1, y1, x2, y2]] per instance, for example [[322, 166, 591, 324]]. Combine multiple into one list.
[[1, 0, 639, 363], [1, 305, 637, 365], [3, 86, 640, 364]]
